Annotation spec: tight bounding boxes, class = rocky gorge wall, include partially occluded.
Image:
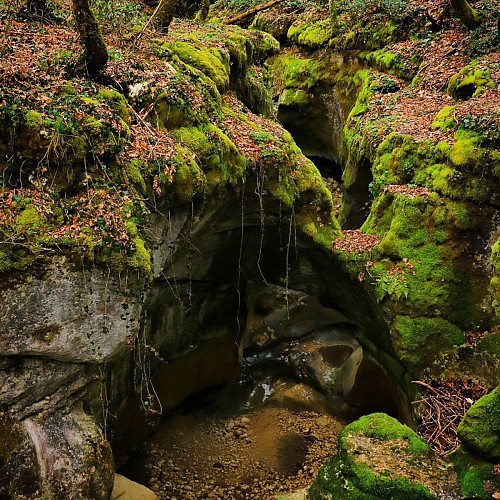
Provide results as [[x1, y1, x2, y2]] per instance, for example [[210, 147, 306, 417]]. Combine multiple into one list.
[[1, 0, 500, 498]]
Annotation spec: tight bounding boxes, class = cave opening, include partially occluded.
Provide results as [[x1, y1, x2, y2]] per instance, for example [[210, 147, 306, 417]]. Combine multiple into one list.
[[306, 155, 342, 182]]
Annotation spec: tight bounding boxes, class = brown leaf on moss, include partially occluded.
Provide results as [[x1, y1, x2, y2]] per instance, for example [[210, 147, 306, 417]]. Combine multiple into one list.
[[332, 230, 379, 253]]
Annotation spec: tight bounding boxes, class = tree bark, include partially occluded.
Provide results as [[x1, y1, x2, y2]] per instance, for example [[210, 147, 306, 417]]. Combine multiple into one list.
[[157, 0, 179, 31], [72, 0, 108, 76], [450, 0, 480, 29]]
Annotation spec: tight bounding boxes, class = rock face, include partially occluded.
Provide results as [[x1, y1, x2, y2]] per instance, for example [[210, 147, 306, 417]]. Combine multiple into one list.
[[308, 413, 461, 500], [0, 408, 113, 499], [241, 284, 410, 422], [0, 257, 143, 362]]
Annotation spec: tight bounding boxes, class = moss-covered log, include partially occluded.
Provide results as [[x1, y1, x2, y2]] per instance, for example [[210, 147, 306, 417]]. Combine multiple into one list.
[[450, 0, 480, 29], [72, 0, 108, 76]]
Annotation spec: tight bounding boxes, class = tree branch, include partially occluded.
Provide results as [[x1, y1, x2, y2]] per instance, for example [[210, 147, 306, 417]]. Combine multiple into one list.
[[222, 0, 283, 25]]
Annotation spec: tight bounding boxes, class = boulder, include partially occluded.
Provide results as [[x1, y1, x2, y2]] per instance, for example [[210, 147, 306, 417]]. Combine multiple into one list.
[[308, 413, 460, 499], [0, 257, 143, 363], [0, 407, 114, 499], [458, 385, 500, 462], [111, 474, 158, 499]]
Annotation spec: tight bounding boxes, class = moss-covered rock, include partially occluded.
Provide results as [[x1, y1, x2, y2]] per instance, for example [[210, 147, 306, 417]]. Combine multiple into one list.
[[168, 41, 230, 92], [447, 62, 495, 100], [308, 413, 460, 500], [490, 238, 500, 318], [288, 18, 334, 49], [458, 386, 500, 462], [431, 106, 457, 132], [392, 316, 465, 374], [449, 446, 500, 500]]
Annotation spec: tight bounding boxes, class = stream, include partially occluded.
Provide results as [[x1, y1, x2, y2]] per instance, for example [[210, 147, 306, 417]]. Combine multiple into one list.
[[120, 319, 409, 499]]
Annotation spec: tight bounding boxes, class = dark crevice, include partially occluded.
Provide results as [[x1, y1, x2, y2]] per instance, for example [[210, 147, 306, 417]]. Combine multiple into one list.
[[307, 155, 343, 182]]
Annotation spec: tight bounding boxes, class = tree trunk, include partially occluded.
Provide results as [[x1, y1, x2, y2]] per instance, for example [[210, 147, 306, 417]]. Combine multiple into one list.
[[72, 0, 108, 76], [71, 0, 108, 76], [450, 0, 480, 29], [195, 0, 210, 22], [157, 0, 179, 31]]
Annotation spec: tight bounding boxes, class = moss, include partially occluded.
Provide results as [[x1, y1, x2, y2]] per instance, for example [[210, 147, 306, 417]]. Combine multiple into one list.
[[449, 130, 482, 167], [154, 91, 193, 130], [24, 110, 44, 131], [359, 49, 407, 77], [296, 212, 341, 250], [431, 105, 456, 132], [329, 19, 399, 52], [168, 41, 230, 91], [477, 331, 500, 356], [124, 159, 147, 196], [491, 238, 500, 317], [171, 156, 204, 203], [279, 88, 311, 107], [392, 316, 465, 374], [15, 206, 42, 234], [126, 236, 151, 275], [83, 116, 103, 135], [171, 124, 246, 192], [342, 413, 430, 454], [269, 51, 332, 94], [97, 88, 130, 122], [449, 447, 500, 500], [458, 386, 500, 461], [447, 63, 495, 100], [287, 18, 334, 49]]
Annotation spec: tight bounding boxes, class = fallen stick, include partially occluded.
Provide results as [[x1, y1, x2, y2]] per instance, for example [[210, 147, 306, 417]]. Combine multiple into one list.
[[222, 0, 283, 25]]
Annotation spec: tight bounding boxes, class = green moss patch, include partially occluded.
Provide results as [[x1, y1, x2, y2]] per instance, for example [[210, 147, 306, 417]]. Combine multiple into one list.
[[450, 447, 500, 500], [287, 18, 334, 49], [392, 316, 465, 374], [167, 41, 230, 92], [431, 106, 457, 132]]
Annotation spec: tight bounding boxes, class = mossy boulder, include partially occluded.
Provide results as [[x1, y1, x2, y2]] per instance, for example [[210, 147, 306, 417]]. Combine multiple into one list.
[[458, 386, 500, 462], [269, 50, 333, 96], [287, 18, 334, 49], [308, 413, 460, 500], [431, 106, 456, 132], [449, 446, 500, 500], [447, 63, 495, 100], [490, 238, 500, 318], [168, 41, 230, 92]]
